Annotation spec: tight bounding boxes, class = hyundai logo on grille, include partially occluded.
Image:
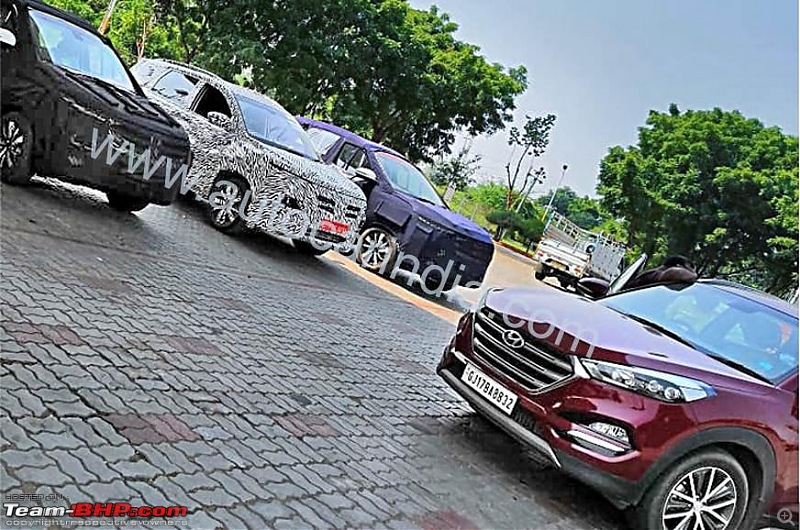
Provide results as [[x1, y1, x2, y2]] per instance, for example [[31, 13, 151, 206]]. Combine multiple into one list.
[[501, 329, 525, 349]]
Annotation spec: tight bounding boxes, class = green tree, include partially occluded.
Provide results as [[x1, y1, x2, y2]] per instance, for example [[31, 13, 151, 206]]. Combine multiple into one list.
[[536, 186, 577, 216], [503, 114, 557, 208], [50, 0, 182, 64], [428, 140, 482, 190], [486, 209, 521, 241], [597, 105, 799, 295], [55, 1, 526, 161]]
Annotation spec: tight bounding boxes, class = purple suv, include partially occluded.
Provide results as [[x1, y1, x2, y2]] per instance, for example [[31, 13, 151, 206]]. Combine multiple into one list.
[[298, 117, 494, 293]]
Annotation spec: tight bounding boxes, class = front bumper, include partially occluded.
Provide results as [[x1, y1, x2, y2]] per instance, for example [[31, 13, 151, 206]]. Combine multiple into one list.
[[437, 343, 656, 509], [396, 222, 494, 286]]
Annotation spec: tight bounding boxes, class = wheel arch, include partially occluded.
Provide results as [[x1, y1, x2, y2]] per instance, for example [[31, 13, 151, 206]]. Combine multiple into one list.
[[633, 426, 776, 526], [214, 169, 251, 189]]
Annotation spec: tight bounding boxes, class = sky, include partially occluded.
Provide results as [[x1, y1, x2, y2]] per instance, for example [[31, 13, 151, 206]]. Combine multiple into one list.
[[408, 0, 799, 198]]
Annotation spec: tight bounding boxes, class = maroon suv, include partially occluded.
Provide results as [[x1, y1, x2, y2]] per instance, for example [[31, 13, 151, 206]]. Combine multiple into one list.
[[437, 278, 798, 530]]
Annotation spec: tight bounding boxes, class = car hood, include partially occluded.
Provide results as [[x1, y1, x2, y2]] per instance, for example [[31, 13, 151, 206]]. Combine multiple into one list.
[[483, 287, 772, 391], [266, 148, 366, 203], [412, 200, 493, 244], [60, 68, 188, 142]]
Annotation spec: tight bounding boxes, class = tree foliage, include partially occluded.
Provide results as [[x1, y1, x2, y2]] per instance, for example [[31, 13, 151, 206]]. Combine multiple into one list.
[[144, 0, 525, 162], [50, 1, 526, 162], [428, 140, 482, 190], [597, 105, 799, 295]]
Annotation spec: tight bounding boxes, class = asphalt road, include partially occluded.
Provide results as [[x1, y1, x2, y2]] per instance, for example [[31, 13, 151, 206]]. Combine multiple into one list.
[[0, 177, 626, 530]]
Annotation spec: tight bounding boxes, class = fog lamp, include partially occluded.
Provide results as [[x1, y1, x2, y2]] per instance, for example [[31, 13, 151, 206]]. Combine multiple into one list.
[[588, 422, 630, 446]]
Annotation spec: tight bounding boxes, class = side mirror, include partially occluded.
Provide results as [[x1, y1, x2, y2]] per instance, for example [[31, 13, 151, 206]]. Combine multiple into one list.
[[576, 277, 610, 299], [353, 167, 378, 183], [0, 28, 16, 48], [207, 111, 232, 131]]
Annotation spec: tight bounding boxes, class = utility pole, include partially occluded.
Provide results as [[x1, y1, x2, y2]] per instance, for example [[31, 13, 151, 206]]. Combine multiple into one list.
[[542, 164, 568, 220], [98, 0, 118, 35]]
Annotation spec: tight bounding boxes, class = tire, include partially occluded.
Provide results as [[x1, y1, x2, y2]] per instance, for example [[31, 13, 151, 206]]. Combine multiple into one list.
[[0, 112, 33, 185], [177, 189, 196, 203], [423, 275, 457, 293], [534, 269, 547, 281], [207, 175, 249, 234], [629, 448, 749, 530], [106, 192, 150, 213], [356, 226, 398, 274], [293, 240, 330, 257], [558, 277, 573, 289]]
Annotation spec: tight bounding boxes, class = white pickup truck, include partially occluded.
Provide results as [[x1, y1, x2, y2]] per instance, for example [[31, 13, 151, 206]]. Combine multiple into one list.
[[532, 211, 627, 288]]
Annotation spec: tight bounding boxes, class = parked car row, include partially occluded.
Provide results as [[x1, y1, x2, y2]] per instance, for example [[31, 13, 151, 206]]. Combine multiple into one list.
[[0, 0, 494, 290], [2, 3, 796, 530]]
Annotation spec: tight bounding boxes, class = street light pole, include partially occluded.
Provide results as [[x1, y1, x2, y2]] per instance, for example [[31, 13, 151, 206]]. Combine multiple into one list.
[[542, 164, 568, 221]]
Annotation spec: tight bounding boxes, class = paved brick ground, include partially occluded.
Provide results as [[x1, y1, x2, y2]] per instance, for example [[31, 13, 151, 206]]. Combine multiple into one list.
[[0, 178, 626, 529]]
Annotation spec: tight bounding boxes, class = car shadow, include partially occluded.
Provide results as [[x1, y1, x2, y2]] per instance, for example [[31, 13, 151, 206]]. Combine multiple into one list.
[[1, 177, 149, 231], [429, 412, 628, 529]]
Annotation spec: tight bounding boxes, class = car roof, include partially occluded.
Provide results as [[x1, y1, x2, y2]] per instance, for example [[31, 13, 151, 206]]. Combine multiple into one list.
[[141, 58, 290, 115], [296, 117, 405, 158], [698, 279, 799, 318], [23, 0, 109, 39]]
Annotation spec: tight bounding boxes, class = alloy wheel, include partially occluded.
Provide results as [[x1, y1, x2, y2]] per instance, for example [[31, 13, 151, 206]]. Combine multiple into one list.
[[0, 118, 24, 170], [360, 229, 392, 269], [210, 180, 244, 228], [662, 466, 737, 530]]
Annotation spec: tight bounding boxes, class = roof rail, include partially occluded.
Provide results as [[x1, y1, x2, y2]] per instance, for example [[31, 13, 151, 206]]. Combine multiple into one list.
[[145, 57, 221, 81]]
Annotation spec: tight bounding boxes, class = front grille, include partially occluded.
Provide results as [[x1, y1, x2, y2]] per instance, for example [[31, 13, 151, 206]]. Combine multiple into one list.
[[345, 204, 362, 219], [472, 308, 574, 392], [511, 407, 537, 433], [317, 195, 336, 215], [455, 234, 493, 265]]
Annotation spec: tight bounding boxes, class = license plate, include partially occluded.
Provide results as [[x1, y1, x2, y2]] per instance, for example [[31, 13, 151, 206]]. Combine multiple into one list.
[[319, 219, 349, 235], [550, 261, 568, 271], [461, 362, 518, 414]]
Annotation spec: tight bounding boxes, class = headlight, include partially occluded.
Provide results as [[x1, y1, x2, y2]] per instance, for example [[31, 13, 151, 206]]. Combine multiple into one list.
[[580, 359, 715, 403]]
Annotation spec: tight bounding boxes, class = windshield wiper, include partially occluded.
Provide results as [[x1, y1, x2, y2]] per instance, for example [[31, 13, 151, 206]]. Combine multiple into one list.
[[618, 312, 698, 349], [416, 196, 442, 207], [253, 136, 317, 161], [705, 354, 773, 384]]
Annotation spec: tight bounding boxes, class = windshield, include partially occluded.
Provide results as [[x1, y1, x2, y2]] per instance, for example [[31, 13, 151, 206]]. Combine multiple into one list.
[[234, 93, 319, 161], [375, 152, 444, 207], [29, 9, 135, 92], [601, 283, 798, 384]]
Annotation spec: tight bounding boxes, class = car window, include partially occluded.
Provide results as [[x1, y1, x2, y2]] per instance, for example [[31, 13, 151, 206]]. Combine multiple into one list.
[[28, 8, 135, 92], [336, 143, 370, 175], [374, 152, 444, 206], [152, 70, 197, 105], [306, 127, 340, 157], [603, 283, 799, 383], [193, 84, 231, 119]]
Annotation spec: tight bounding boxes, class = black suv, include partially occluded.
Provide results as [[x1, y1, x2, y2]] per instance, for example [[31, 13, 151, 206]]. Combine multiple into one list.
[[0, 0, 191, 212]]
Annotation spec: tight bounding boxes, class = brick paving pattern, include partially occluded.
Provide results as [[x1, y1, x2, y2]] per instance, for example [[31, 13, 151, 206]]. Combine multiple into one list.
[[0, 179, 626, 529]]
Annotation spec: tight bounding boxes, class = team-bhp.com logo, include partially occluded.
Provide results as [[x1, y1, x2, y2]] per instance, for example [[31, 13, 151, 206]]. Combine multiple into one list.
[[4, 501, 188, 521]]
